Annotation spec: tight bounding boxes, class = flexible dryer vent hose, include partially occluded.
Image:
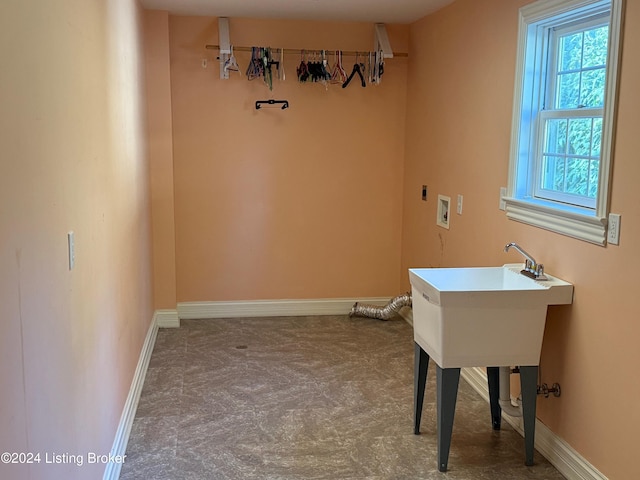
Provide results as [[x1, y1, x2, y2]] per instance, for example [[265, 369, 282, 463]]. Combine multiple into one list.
[[349, 293, 412, 321]]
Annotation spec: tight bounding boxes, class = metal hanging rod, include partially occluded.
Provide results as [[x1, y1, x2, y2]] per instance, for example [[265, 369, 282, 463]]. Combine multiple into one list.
[[205, 44, 408, 58]]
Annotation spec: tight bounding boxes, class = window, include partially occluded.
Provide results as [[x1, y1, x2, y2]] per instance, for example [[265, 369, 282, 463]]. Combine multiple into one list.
[[506, 0, 624, 245]]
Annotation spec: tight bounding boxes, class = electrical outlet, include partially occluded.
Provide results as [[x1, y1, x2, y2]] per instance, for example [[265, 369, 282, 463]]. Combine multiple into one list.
[[457, 194, 463, 215], [607, 213, 621, 245]]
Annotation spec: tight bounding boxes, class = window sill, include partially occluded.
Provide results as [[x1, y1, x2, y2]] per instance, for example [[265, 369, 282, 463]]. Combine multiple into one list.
[[504, 197, 607, 246]]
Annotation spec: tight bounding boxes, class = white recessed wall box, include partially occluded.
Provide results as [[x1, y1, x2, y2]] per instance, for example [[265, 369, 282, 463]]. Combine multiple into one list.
[[437, 195, 451, 229]]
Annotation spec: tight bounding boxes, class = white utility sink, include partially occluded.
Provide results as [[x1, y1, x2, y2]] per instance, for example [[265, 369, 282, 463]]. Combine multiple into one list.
[[409, 264, 573, 368]]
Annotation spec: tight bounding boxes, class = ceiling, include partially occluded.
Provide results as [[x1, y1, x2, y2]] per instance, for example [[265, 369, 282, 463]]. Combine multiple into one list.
[[139, 0, 456, 24]]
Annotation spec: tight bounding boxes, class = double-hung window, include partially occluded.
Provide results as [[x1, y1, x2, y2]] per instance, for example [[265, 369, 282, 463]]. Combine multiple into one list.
[[506, 0, 624, 245]]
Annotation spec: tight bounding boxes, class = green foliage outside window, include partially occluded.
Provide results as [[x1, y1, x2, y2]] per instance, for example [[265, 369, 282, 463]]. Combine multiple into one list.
[[541, 25, 608, 201]]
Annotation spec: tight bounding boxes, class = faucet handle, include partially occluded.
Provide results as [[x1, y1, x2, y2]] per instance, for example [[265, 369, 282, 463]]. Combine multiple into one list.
[[532, 263, 548, 281]]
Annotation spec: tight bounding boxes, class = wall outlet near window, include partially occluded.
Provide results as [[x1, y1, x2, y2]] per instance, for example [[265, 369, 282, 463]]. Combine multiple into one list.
[[607, 213, 621, 245], [437, 195, 450, 229]]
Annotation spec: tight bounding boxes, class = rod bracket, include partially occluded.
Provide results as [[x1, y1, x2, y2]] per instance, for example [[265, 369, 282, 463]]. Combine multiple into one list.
[[374, 23, 394, 59], [218, 18, 231, 79]]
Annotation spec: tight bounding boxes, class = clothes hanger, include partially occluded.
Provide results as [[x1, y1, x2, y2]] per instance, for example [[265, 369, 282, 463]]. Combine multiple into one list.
[[320, 50, 331, 83], [297, 50, 310, 82], [263, 47, 272, 90], [223, 45, 241, 75], [246, 46, 264, 80], [330, 50, 347, 84], [278, 47, 285, 81], [342, 52, 366, 89], [374, 50, 385, 84]]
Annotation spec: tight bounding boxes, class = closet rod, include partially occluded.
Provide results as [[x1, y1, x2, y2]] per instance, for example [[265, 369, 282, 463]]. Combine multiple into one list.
[[205, 44, 408, 58]]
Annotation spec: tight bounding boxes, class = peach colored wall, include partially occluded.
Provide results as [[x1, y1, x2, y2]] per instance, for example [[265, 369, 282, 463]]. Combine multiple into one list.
[[402, 0, 640, 478], [144, 10, 177, 309], [167, 17, 409, 302], [0, 0, 152, 479]]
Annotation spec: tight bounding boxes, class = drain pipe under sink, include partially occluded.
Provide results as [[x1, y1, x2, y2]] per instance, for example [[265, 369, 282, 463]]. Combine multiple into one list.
[[499, 367, 523, 417]]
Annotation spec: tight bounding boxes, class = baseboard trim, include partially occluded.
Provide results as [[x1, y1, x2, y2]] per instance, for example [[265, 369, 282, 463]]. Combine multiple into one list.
[[103, 313, 159, 480], [461, 367, 608, 480], [155, 309, 180, 328], [177, 297, 396, 319], [399, 307, 413, 326]]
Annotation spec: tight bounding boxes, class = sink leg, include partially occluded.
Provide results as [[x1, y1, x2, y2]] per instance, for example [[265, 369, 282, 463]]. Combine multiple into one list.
[[487, 367, 502, 430], [436, 366, 460, 472], [413, 343, 429, 434], [520, 365, 538, 466]]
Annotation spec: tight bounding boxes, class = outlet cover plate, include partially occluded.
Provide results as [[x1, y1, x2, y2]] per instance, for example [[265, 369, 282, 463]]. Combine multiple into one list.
[[607, 213, 621, 245]]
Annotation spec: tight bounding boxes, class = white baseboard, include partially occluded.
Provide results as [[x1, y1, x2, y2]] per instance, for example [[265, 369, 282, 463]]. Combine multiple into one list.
[[155, 309, 180, 328], [177, 297, 396, 319], [461, 367, 608, 480], [399, 306, 413, 326], [103, 314, 159, 480]]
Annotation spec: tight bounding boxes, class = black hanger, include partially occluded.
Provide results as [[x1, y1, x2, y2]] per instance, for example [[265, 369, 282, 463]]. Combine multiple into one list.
[[297, 50, 310, 82], [342, 61, 366, 88]]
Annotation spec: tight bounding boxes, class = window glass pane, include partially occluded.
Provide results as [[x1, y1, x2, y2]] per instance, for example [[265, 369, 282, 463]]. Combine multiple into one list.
[[588, 159, 600, 197], [540, 116, 600, 200], [582, 25, 608, 68], [566, 158, 590, 195], [568, 118, 593, 156], [580, 68, 606, 107], [558, 32, 583, 71], [591, 117, 603, 156], [545, 119, 568, 154], [556, 72, 581, 108], [542, 155, 566, 192]]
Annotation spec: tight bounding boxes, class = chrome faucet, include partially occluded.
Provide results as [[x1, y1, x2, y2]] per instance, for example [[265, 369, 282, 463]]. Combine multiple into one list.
[[504, 242, 547, 280]]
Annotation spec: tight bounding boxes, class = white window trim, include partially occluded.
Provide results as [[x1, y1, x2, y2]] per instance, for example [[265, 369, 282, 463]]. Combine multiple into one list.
[[505, 0, 624, 245]]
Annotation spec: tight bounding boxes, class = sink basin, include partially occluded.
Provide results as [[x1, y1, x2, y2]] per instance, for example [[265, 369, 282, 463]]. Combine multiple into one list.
[[409, 264, 573, 368]]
